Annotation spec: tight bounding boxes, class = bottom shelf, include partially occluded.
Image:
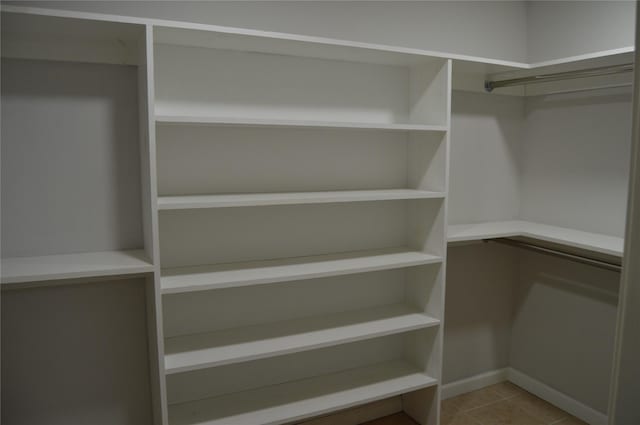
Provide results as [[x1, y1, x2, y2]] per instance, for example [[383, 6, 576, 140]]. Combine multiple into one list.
[[168, 360, 437, 425]]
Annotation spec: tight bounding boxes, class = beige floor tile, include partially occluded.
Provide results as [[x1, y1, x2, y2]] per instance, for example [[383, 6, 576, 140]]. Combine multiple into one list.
[[441, 411, 483, 425], [510, 392, 569, 423], [467, 399, 547, 425], [484, 382, 528, 399], [444, 387, 505, 412], [552, 416, 589, 425]]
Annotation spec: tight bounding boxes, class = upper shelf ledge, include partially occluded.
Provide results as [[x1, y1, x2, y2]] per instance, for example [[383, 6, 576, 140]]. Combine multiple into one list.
[[448, 220, 623, 258]]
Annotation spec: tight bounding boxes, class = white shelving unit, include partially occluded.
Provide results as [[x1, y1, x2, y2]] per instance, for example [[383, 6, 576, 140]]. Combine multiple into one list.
[[152, 19, 451, 425], [168, 360, 438, 425], [161, 248, 442, 294], [1, 9, 162, 425], [158, 190, 445, 210], [448, 220, 624, 257]]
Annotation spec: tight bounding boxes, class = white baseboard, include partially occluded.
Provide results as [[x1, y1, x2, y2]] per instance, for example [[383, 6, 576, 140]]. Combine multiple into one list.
[[442, 368, 509, 399], [441, 367, 608, 425], [507, 367, 608, 425]]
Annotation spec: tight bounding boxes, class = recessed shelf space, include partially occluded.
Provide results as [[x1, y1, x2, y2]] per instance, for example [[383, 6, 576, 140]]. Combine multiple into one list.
[[167, 360, 437, 425], [158, 190, 445, 210], [164, 303, 439, 374], [161, 248, 441, 294], [153, 42, 449, 128], [448, 220, 623, 257], [1, 250, 154, 285]]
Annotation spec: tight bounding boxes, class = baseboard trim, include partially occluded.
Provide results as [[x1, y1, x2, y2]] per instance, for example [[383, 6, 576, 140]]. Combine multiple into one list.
[[442, 368, 509, 399], [442, 368, 608, 425], [507, 367, 608, 425]]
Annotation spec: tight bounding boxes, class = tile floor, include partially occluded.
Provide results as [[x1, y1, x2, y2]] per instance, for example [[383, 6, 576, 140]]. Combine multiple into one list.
[[363, 382, 589, 425]]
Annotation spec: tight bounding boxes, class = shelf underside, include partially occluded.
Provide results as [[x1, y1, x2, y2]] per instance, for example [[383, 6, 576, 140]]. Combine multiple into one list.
[[164, 303, 439, 374], [448, 220, 623, 257], [1, 250, 154, 285], [168, 360, 436, 425], [161, 248, 442, 294], [158, 189, 445, 210]]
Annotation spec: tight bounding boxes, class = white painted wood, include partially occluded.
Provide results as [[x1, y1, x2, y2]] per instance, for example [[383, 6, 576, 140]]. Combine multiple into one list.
[[155, 115, 447, 132], [1, 250, 153, 285], [441, 368, 509, 399], [158, 190, 445, 210], [162, 269, 406, 336], [1, 58, 144, 258], [508, 368, 608, 425], [608, 9, 640, 424], [158, 201, 440, 268], [448, 220, 624, 257], [166, 334, 407, 405], [0, 5, 533, 70], [1, 11, 143, 65], [167, 360, 437, 425], [156, 125, 409, 196], [164, 303, 440, 374], [297, 397, 402, 425], [161, 248, 441, 294], [138, 24, 169, 425]]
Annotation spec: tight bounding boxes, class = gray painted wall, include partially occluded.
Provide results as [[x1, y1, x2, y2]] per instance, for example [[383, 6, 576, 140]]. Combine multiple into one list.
[[527, 1, 635, 63], [1, 279, 153, 425], [510, 252, 619, 414], [520, 87, 633, 237]]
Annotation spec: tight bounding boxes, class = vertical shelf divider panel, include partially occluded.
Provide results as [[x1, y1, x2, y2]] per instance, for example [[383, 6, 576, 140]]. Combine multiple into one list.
[[139, 24, 169, 425], [151, 25, 451, 425]]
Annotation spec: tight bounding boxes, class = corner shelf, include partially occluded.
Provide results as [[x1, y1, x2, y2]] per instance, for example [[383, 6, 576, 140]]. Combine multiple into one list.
[[155, 115, 448, 132], [1, 250, 154, 286], [448, 220, 623, 257], [165, 303, 440, 374], [161, 248, 442, 294], [167, 360, 438, 425], [158, 190, 446, 210]]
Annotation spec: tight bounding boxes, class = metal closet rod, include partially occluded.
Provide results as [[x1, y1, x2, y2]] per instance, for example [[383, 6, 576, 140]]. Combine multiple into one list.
[[484, 63, 634, 92], [485, 238, 622, 272]]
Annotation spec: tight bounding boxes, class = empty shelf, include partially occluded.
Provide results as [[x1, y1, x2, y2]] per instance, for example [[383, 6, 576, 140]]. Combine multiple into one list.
[[164, 303, 439, 374], [448, 220, 623, 257], [158, 189, 445, 210], [1, 250, 154, 285], [168, 360, 437, 425], [161, 248, 442, 294], [155, 115, 447, 132]]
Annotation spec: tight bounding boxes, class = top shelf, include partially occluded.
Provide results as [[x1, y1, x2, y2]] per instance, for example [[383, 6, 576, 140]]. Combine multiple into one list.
[[448, 220, 623, 258], [155, 115, 448, 132]]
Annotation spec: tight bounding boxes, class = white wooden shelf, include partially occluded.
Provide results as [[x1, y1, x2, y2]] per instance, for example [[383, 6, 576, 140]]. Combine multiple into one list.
[[168, 360, 437, 425], [1, 250, 154, 285], [161, 248, 442, 294], [164, 303, 439, 374], [158, 190, 445, 210], [448, 220, 623, 257], [155, 115, 447, 132]]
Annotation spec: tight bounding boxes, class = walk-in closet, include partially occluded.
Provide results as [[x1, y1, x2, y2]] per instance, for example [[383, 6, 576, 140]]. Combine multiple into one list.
[[2, 2, 640, 425]]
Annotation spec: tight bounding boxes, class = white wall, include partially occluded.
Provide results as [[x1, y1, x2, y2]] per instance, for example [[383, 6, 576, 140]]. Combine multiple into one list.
[[449, 91, 525, 225], [10, 1, 529, 63], [510, 251, 619, 414], [520, 87, 633, 237], [527, 1, 636, 63], [444, 243, 517, 384]]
